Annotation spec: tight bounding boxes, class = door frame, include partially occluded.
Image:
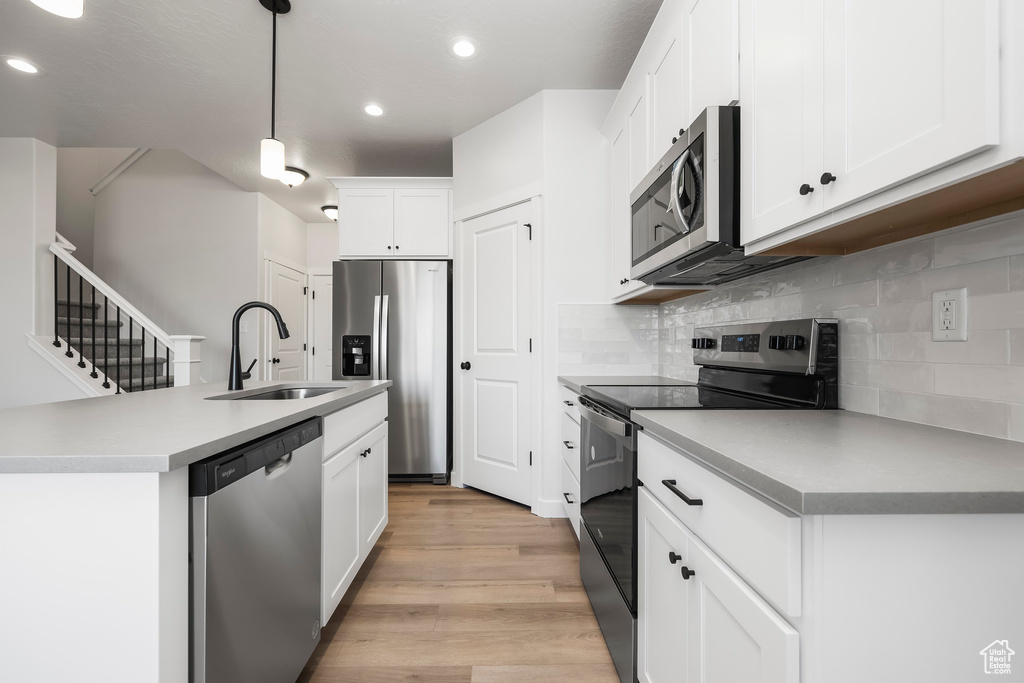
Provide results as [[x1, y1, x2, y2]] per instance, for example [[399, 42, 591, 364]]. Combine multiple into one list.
[[307, 266, 333, 381], [452, 196, 545, 515], [262, 251, 309, 381]]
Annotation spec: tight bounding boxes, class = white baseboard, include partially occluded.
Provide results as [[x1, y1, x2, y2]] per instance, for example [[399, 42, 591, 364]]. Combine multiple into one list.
[[26, 335, 115, 397]]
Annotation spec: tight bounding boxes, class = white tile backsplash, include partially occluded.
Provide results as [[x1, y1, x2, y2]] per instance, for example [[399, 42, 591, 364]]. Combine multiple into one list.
[[558, 303, 659, 376]]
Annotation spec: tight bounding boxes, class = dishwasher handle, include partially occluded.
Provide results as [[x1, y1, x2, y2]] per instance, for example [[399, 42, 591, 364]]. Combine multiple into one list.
[[265, 452, 293, 477]]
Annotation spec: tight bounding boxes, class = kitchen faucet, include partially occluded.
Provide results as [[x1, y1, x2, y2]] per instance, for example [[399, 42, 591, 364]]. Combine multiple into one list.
[[228, 301, 290, 390]]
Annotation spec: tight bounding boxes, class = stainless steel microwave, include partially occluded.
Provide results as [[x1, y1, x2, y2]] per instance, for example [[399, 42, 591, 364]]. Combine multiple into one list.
[[629, 106, 806, 286]]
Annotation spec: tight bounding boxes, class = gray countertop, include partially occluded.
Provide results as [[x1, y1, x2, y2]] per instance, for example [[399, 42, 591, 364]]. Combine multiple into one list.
[[558, 375, 691, 394], [0, 380, 391, 474], [633, 409, 1024, 515]]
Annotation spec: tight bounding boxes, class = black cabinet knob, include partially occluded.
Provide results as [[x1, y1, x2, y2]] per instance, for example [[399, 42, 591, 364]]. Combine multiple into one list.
[[768, 335, 786, 351], [799, 183, 814, 196], [460, 361, 471, 370], [668, 552, 682, 565], [678, 128, 685, 136], [680, 566, 696, 580], [387, 245, 391, 250], [820, 172, 837, 185], [672, 137, 678, 144]]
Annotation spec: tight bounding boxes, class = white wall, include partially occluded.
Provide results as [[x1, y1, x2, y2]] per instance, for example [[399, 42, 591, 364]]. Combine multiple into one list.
[[452, 92, 545, 221], [306, 223, 337, 273], [93, 149, 260, 383], [0, 138, 88, 408]]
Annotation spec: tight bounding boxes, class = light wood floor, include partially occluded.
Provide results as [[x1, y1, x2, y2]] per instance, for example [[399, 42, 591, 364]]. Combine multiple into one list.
[[298, 483, 619, 683]]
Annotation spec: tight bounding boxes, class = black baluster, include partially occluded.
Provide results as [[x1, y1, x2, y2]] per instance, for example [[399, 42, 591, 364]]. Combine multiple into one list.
[[115, 306, 122, 394], [101, 295, 111, 389], [90, 285, 98, 378], [64, 264, 73, 358], [52, 255, 60, 349], [129, 316, 134, 393], [78, 275, 86, 367], [152, 333, 157, 391]]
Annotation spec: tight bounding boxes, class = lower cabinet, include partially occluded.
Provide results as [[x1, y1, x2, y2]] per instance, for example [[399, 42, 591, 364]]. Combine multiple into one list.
[[321, 397, 389, 626], [559, 386, 582, 539], [638, 488, 798, 683]]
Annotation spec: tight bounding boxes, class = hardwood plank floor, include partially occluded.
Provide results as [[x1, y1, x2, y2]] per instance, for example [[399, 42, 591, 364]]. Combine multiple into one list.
[[298, 484, 618, 683]]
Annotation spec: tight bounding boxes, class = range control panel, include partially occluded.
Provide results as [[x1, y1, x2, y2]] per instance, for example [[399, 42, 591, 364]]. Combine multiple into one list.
[[691, 318, 838, 375]]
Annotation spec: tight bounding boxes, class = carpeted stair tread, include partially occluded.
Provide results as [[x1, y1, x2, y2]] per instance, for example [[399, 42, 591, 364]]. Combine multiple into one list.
[[92, 356, 168, 368], [121, 375, 174, 392]]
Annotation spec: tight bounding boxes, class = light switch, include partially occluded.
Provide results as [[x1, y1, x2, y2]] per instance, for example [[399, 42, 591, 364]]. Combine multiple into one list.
[[932, 288, 967, 341]]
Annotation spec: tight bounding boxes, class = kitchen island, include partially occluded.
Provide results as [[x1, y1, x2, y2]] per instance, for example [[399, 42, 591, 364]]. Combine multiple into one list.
[[0, 380, 390, 683]]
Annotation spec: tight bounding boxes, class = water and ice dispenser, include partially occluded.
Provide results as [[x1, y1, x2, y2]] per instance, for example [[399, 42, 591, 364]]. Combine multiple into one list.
[[341, 335, 371, 376]]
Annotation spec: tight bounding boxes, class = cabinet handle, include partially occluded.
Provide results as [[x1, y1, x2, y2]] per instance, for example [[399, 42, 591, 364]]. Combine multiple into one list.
[[563, 400, 574, 406], [360, 447, 371, 458], [395, 245, 400, 250], [820, 172, 837, 185], [680, 566, 696, 580], [620, 278, 629, 285], [562, 440, 575, 450], [662, 479, 703, 506], [387, 245, 392, 250], [563, 492, 574, 504], [668, 551, 682, 565], [799, 183, 814, 196], [672, 136, 678, 144]]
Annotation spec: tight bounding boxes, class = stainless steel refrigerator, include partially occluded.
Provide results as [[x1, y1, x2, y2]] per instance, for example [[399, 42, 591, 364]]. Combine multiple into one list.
[[332, 260, 452, 483]]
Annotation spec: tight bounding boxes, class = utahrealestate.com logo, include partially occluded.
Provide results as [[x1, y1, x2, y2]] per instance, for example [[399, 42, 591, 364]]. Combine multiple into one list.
[[980, 640, 1015, 675]]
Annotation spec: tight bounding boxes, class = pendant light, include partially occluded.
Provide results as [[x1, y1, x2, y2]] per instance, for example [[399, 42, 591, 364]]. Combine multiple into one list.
[[29, 0, 84, 18], [259, 0, 291, 179]]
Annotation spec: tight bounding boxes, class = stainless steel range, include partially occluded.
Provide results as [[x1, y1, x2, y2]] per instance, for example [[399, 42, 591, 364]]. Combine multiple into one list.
[[577, 318, 839, 683]]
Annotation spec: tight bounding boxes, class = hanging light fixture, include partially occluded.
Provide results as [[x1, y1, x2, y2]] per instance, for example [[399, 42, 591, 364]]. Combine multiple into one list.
[[259, 0, 291, 179], [29, 0, 84, 18]]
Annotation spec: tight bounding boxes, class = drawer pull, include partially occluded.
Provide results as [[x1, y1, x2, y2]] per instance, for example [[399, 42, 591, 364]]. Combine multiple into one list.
[[680, 566, 696, 580], [668, 551, 682, 565], [562, 440, 575, 450], [360, 447, 372, 458], [563, 400, 574, 406], [662, 479, 703, 506], [563, 492, 574, 504]]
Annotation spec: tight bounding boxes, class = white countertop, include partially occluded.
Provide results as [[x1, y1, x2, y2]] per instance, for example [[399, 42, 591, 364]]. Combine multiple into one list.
[[0, 380, 390, 474]]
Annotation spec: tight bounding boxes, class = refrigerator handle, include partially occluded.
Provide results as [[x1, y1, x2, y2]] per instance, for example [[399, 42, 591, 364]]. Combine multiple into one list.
[[380, 295, 390, 380], [371, 295, 382, 380]]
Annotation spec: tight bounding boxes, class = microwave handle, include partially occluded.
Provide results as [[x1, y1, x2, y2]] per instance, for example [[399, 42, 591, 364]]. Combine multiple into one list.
[[669, 150, 692, 235]]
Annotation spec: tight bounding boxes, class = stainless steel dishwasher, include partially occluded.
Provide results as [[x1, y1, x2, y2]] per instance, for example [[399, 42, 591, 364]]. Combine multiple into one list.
[[189, 418, 323, 683]]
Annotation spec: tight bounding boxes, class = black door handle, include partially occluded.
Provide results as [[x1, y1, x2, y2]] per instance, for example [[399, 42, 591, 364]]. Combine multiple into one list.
[[662, 479, 703, 506], [271, 358, 281, 364], [680, 566, 696, 580], [799, 183, 814, 196], [460, 361, 471, 370], [820, 172, 837, 185], [668, 552, 682, 565]]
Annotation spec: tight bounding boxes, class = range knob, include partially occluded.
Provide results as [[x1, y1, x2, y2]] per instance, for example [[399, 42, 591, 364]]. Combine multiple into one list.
[[768, 335, 786, 351], [691, 338, 716, 350], [785, 335, 805, 351]]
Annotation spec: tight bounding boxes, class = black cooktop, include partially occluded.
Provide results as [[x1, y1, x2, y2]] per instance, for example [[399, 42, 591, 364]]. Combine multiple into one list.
[[581, 383, 804, 417]]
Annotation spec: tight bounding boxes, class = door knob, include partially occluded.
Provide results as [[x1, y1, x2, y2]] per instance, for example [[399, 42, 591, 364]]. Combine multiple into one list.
[[799, 183, 814, 196], [460, 361, 471, 370], [271, 358, 281, 364], [820, 172, 837, 185]]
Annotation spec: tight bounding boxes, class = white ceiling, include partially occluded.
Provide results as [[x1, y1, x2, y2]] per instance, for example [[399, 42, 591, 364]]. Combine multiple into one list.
[[0, 0, 660, 223]]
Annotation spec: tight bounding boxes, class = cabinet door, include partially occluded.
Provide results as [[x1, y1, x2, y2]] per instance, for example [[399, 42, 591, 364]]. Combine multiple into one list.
[[609, 124, 646, 298], [393, 188, 450, 257], [650, 28, 686, 164], [560, 458, 580, 540], [684, 0, 740, 123], [638, 489, 690, 683], [739, 0, 824, 245], [358, 423, 389, 557], [627, 88, 651, 195], [686, 528, 799, 683], [821, 0, 1000, 212], [321, 443, 360, 625], [339, 188, 394, 256]]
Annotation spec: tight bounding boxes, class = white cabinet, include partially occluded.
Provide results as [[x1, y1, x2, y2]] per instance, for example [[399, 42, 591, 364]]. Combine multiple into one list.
[[639, 488, 799, 683], [559, 385, 582, 539], [627, 89, 651, 194], [320, 393, 389, 625], [608, 124, 647, 298], [683, 0, 740, 124], [332, 178, 453, 258], [740, 0, 1001, 246], [649, 30, 685, 164]]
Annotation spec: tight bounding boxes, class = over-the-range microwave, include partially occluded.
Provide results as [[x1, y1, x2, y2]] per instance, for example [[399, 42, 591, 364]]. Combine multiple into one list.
[[629, 105, 807, 286]]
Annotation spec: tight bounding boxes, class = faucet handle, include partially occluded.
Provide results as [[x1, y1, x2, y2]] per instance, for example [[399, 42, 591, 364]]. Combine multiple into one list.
[[241, 358, 257, 380]]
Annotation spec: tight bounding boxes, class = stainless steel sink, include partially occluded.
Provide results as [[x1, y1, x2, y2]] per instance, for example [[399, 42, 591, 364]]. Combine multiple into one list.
[[236, 387, 343, 400]]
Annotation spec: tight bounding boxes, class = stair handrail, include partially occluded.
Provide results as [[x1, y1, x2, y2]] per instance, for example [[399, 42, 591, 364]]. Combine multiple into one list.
[[54, 232, 77, 253], [49, 240, 174, 351]]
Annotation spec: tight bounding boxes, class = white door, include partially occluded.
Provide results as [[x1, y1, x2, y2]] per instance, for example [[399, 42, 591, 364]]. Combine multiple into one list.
[[821, 0, 1000, 211], [739, 0, 824, 245], [456, 201, 534, 506], [685, 0, 740, 123], [309, 274, 333, 381], [393, 188, 450, 257], [338, 188, 394, 256], [267, 260, 307, 381]]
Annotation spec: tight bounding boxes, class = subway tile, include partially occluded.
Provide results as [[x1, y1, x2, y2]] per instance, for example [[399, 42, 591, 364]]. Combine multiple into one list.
[[557, 328, 582, 342], [838, 384, 880, 414], [748, 293, 804, 320], [878, 390, 1010, 439], [798, 280, 878, 313], [933, 212, 1024, 268], [558, 317, 605, 330], [582, 352, 630, 365], [876, 330, 1008, 365], [771, 262, 836, 296], [1011, 256, 1024, 291], [1011, 331, 1024, 366], [879, 259, 1008, 305], [968, 291, 1024, 330], [1011, 405, 1024, 443], [839, 360, 935, 393], [712, 303, 751, 323], [834, 239, 933, 286], [581, 328, 632, 342], [629, 352, 660, 364], [727, 279, 774, 304], [934, 365, 1024, 403], [834, 301, 932, 335], [839, 334, 877, 361]]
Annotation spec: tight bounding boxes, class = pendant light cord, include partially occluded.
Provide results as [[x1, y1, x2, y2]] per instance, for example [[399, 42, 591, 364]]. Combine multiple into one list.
[[271, 8, 277, 139]]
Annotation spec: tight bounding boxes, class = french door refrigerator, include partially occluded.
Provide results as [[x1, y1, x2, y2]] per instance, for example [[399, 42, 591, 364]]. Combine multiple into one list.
[[332, 260, 452, 483]]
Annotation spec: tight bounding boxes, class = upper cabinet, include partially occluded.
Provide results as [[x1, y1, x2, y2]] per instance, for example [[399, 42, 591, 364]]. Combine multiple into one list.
[[330, 178, 454, 259], [741, 0, 1004, 247], [683, 0, 740, 124]]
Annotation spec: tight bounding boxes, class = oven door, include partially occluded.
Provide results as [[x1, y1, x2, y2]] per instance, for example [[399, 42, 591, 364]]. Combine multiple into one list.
[[578, 397, 637, 612]]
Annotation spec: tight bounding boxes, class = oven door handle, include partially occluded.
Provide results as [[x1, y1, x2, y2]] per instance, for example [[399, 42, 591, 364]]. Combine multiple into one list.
[[579, 402, 632, 438]]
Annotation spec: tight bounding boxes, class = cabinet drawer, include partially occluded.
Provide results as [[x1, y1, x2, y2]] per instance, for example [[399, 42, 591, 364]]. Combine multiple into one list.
[[638, 431, 801, 616], [559, 385, 581, 423], [561, 458, 580, 540], [561, 411, 581, 480], [323, 391, 388, 460]]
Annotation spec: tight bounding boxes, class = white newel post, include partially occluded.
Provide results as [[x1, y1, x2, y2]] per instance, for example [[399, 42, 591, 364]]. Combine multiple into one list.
[[169, 335, 205, 386]]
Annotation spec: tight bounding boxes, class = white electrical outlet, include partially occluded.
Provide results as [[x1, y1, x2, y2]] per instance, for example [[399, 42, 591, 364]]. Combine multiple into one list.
[[932, 288, 968, 341]]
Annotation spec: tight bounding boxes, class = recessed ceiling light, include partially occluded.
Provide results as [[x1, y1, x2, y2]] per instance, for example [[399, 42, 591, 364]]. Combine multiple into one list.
[[364, 103, 385, 117], [448, 37, 477, 59], [279, 166, 309, 188], [5, 57, 42, 74], [29, 0, 84, 18], [321, 205, 338, 221]]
